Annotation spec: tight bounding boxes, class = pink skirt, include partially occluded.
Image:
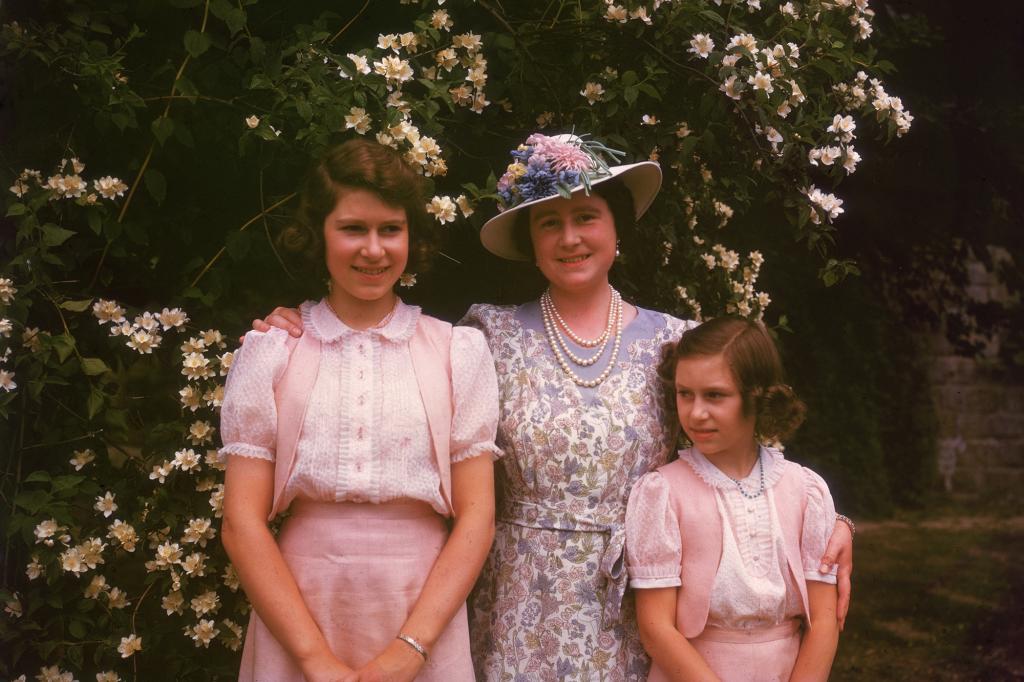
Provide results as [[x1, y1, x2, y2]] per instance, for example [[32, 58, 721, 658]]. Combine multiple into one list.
[[238, 499, 474, 681], [649, 620, 802, 682]]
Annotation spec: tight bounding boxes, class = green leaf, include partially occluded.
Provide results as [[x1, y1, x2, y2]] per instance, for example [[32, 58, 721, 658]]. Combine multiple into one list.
[[145, 169, 167, 204], [68, 620, 88, 639], [151, 117, 175, 145], [87, 210, 103, 234], [811, 59, 841, 81], [87, 388, 105, 419], [174, 75, 199, 99], [23, 471, 52, 484], [183, 29, 211, 58], [51, 474, 85, 492], [52, 334, 76, 363], [621, 70, 638, 86], [41, 224, 76, 246], [637, 83, 661, 101], [623, 86, 639, 106], [59, 298, 93, 312], [699, 9, 726, 25], [81, 357, 111, 376], [222, 8, 247, 35], [5, 203, 26, 217], [14, 489, 51, 514]]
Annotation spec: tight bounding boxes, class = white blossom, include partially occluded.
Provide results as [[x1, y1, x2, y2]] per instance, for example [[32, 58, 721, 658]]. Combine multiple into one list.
[[747, 71, 774, 94], [344, 107, 372, 135], [94, 492, 118, 518], [118, 634, 142, 658], [185, 619, 220, 648], [373, 55, 414, 84], [346, 53, 371, 76], [719, 75, 742, 100], [0, 278, 16, 304], [688, 33, 715, 59], [162, 590, 185, 615], [430, 9, 453, 31], [107, 520, 139, 552], [93, 176, 128, 199], [426, 196, 457, 224], [149, 460, 173, 484], [580, 82, 605, 105]]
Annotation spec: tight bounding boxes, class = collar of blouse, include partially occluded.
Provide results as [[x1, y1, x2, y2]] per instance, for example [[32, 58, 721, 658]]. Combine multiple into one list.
[[305, 298, 420, 344]]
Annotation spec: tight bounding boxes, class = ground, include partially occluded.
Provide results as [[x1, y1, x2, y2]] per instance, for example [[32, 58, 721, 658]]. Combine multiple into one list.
[[832, 513, 1024, 681]]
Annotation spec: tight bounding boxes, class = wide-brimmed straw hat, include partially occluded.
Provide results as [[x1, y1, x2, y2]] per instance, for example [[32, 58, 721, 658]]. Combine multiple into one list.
[[480, 132, 662, 261]]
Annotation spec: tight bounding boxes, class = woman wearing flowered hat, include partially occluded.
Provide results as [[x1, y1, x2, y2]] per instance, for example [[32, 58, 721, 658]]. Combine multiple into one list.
[[252, 132, 853, 681]]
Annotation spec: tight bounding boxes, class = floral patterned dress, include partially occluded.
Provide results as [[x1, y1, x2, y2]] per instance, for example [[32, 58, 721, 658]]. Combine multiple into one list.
[[461, 301, 694, 681]]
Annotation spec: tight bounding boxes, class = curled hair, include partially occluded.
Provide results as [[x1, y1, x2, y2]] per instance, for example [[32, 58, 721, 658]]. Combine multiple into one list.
[[511, 177, 637, 259], [277, 139, 439, 285], [659, 316, 807, 443]]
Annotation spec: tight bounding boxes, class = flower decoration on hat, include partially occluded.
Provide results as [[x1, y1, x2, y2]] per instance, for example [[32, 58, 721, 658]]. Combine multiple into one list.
[[495, 133, 627, 212]]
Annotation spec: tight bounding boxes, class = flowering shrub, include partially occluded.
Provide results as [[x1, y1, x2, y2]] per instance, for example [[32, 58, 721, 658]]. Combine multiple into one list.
[[0, 0, 911, 678]]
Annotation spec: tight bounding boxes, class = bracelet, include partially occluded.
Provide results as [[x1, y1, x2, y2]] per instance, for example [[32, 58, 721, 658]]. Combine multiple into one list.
[[397, 634, 428, 662], [836, 513, 856, 537]]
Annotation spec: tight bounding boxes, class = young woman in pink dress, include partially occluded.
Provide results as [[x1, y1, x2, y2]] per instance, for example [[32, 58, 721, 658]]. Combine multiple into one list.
[[252, 132, 855, 681], [626, 316, 841, 681], [219, 139, 498, 681]]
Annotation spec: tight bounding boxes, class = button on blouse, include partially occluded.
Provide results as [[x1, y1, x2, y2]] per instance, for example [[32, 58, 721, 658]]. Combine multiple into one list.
[[625, 447, 838, 629], [219, 299, 502, 515]]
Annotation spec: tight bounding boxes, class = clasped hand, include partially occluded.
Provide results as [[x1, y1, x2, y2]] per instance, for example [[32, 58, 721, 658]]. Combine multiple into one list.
[[303, 640, 425, 682]]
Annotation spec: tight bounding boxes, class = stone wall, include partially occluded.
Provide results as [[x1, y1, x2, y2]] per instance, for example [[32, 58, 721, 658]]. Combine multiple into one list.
[[929, 248, 1024, 496]]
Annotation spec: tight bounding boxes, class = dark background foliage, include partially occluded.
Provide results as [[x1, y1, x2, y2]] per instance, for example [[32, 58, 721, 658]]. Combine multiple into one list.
[[1, 0, 1022, 677]]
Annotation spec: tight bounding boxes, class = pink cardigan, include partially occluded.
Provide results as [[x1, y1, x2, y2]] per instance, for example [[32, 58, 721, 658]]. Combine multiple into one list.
[[655, 456, 812, 639], [269, 314, 455, 520]]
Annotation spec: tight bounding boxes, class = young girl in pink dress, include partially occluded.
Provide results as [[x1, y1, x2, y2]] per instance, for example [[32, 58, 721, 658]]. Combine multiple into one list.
[[625, 316, 840, 682], [219, 139, 498, 681]]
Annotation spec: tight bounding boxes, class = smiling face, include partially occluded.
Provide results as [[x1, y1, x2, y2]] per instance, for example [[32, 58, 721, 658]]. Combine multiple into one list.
[[528, 193, 617, 295], [674, 353, 758, 463], [322, 186, 409, 315]]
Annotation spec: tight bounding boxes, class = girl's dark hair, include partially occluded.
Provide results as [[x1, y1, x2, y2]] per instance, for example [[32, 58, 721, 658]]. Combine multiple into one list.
[[277, 139, 439, 284], [511, 177, 637, 259], [658, 315, 807, 442]]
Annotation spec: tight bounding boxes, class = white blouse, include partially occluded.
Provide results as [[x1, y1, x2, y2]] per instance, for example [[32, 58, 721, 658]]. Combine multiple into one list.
[[625, 447, 837, 630], [219, 299, 501, 515]]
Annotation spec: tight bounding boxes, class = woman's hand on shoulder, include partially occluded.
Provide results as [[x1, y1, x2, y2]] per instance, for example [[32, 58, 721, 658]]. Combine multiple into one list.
[[356, 639, 424, 682], [242, 306, 304, 343], [819, 518, 853, 631]]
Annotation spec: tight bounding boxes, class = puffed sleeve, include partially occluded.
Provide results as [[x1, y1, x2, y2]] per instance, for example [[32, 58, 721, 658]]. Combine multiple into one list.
[[800, 466, 839, 584], [626, 472, 683, 589], [449, 326, 502, 463], [218, 328, 291, 462]]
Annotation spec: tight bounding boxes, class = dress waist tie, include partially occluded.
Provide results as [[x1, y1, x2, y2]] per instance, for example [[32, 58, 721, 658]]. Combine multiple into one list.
[[498, 500, 626, 630]]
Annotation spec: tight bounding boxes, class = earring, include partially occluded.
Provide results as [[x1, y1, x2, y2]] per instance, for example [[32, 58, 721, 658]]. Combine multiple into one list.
[[615, 240, 621, 258], [326, 278, 333, 294]]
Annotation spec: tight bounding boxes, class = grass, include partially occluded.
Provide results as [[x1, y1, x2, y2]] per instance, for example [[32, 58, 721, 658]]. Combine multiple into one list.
[[831, 511, 1024, 681]]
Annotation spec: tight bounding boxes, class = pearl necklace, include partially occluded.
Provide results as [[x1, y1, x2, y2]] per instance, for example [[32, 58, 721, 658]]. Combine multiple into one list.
[[545, 291, 613, 348], [728, 454, 765, 500], [540, 290, 620, 366], [540, 287, 623, 388]]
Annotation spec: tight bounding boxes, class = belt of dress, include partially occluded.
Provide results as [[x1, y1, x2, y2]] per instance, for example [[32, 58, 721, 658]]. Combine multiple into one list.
[[498, 499, 627, 630]]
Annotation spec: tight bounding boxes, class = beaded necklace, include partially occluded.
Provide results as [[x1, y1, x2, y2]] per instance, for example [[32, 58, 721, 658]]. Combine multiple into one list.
[[539, 286, 623, 388], [728, 453, 765, 499]]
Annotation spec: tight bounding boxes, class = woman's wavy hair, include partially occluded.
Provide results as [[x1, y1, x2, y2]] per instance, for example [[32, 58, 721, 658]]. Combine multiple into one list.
[[276, 139, 439, 286], [658, 315, 807, 443]]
